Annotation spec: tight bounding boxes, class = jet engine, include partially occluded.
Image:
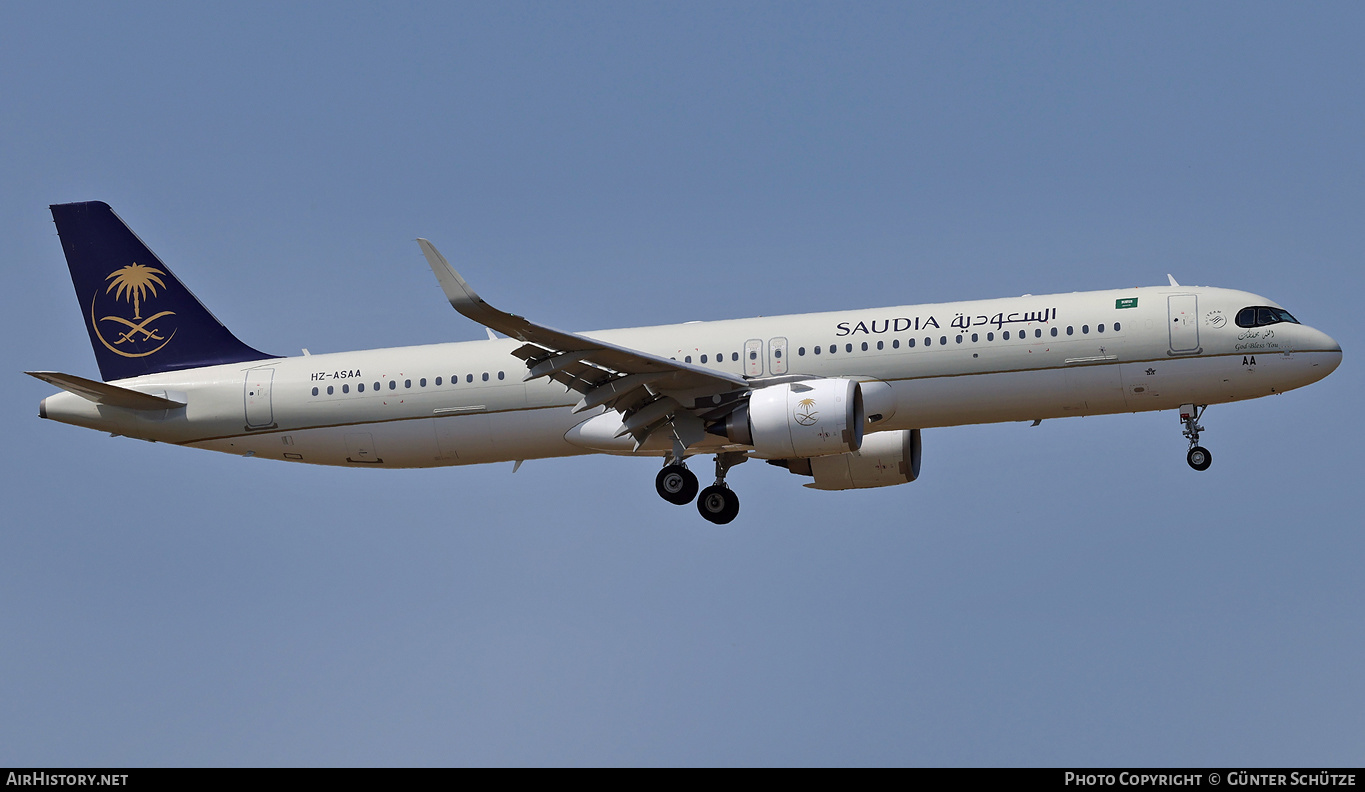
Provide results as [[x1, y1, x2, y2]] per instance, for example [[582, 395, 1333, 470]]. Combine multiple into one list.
[[771, 429, 922, 490], [709, 379, 864, 459]]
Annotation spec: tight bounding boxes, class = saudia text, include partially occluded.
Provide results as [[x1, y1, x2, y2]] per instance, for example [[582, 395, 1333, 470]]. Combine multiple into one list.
[[836, 308, 1057, 336]]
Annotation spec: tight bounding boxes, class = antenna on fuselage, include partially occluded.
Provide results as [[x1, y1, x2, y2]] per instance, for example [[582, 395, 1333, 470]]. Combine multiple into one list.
[[1167, 274, 1180, 287]]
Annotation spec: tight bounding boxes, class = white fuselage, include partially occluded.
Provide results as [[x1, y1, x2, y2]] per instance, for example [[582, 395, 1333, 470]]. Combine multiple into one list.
[[39, 284, 1342, 468]]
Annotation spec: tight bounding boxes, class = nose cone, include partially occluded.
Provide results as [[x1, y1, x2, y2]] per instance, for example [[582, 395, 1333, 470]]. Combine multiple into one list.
[[1304, 326, 1342, 379]]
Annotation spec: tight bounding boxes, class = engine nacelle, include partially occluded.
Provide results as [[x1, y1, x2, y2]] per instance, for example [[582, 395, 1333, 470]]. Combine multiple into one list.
[[712, 379, 864, 459], [777, 429, 921, 490]]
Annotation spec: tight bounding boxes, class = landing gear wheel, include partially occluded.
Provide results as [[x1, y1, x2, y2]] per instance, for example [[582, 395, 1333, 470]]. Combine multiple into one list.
[[697, 485, 740, 524], [1187, 446, 1212, 472], [656, 464, 699, 505]]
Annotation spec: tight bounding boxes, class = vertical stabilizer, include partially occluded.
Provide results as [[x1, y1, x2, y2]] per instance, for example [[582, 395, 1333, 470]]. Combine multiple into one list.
[[50, 201, 275, 381]]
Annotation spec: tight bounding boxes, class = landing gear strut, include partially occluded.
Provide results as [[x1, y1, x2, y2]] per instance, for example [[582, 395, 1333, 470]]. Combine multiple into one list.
[[697, 452, 746, 525], [1180, 403, 1212, 472], [656, 462, 699, 505]]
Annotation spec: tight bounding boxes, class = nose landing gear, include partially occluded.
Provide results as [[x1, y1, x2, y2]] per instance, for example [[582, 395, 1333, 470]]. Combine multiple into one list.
[[1180, 403, 1212, 471]]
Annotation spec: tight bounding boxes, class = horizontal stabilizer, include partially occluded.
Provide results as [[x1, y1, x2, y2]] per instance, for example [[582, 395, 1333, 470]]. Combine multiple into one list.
[[27, 371, 185, 410]]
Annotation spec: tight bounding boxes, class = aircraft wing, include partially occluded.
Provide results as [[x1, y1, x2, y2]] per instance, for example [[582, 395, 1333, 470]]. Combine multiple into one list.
[[418, 239, 748, 449]]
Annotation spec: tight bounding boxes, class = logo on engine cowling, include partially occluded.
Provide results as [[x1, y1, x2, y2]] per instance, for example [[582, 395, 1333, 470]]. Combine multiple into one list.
[[795, 398, 819, 426]]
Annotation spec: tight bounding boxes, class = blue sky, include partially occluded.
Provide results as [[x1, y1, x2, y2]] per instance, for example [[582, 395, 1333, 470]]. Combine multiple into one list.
[[2, 2, 1362, 766]]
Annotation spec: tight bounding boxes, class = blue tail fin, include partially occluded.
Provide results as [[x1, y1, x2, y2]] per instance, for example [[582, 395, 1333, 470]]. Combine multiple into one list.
[[50, 201, 276, 381]]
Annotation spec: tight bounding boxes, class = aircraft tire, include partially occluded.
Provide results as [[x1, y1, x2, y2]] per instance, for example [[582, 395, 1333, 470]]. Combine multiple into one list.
[[697, 485, 740, 524], [656, 465, 699, 505], [1187, 446, 1212, 471]]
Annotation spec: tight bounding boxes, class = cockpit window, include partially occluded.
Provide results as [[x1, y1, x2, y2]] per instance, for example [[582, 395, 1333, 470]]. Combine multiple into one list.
[[1236, 306, 1300, 328]]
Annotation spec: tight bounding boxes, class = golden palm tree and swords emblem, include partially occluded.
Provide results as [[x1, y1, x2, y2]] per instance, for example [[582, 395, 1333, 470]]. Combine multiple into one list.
[[89, 263, 178, 357], [794, 397, 819, 426]]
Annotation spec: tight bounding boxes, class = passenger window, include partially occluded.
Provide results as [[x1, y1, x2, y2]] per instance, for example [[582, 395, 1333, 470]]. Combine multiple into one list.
[[955, 334, 963, 344], [420, 378, 427, 387], [1098, 324, 1105, 333], [845, 344, 852, 353], [467, 374, 473, 383], [814, 346, 821, 355], [893, 339, 901, 348], [1082, 325, 1089, 334], [700, 354, 707, 363], [861, 342, 868, 351], [1050, 327, 1058, 337], [971, 333, 978, 342], [1003, 331, 1010, 340], [311, 387, 318, 396], [373, 382, 380, 391], [1067, 326, 1074, 335], [732, 352, 739, 362], [342, 384, 349, 394], [829, 345, 836, 354], [798, 347, 806, 356], [482, 372, 489, 382], [498, 371, 505, 380], [1035, 329, 1042, 338], [389, 381, 396, 390], [877, 341, 884, 350], [405, 379, 412, 388], [358, 383, 365, 392], [1114, 322, 1121, 332], [924, 337, 931, 347], [327, 386, 334, 395], [987, 332, 994, 341], [436, 377, 443, 386], [939, 336, 947, 345]]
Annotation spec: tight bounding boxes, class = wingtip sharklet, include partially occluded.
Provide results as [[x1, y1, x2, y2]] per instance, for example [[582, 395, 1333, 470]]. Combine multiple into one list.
[[416, 238, 484, 309]]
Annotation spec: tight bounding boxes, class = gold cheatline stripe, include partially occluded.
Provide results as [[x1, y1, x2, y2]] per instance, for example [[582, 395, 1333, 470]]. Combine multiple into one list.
[[176, 403, 573, 446]]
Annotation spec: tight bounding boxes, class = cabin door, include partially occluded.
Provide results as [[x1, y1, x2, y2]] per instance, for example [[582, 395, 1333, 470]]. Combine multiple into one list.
[[244, 368, 275, 428], [1168, 295, 1200, 354]]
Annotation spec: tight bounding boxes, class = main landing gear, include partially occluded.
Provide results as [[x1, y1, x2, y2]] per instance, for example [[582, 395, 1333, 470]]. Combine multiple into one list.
[[655, 463, 699, 505], [655, 452, 746, 524], [1180, 403, 1212, 472]]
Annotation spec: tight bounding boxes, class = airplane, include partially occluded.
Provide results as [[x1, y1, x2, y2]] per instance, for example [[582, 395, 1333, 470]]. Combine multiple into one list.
[[30, 201, 1343, 524]]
